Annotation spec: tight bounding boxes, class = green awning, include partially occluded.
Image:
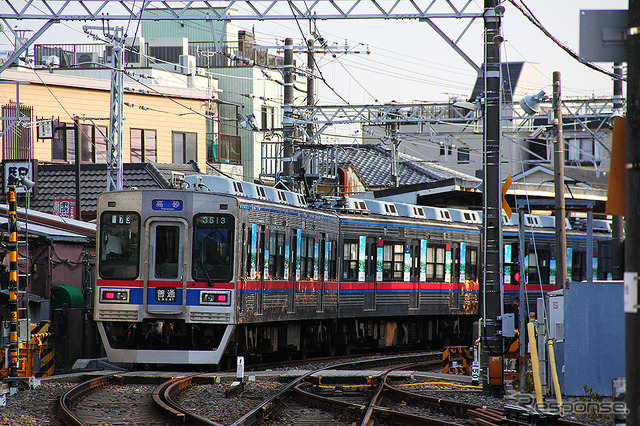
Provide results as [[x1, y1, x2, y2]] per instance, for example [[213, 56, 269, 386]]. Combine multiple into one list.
[[52, 285, 84, 309]]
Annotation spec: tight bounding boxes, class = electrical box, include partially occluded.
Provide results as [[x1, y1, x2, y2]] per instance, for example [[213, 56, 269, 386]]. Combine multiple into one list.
[[501, 313, 516, 337], [489, 356, 503, 385]]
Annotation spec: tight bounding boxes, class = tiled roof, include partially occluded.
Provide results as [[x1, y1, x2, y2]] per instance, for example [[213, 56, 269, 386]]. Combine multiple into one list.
[[335, 144, 479, 189], [31, 162, 201, 214]]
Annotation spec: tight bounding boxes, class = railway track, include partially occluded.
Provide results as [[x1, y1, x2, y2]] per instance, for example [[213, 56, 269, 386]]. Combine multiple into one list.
[[57, 352, 597, 426]]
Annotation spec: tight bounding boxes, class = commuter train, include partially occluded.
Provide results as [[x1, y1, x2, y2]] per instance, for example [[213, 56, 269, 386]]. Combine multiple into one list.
[[93, 175, 614, 366]]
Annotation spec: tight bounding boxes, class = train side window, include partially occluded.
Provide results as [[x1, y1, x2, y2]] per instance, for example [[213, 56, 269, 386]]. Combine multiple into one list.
[[343, 240, 358, 280], [244, 227, 252, 278], [328, 241, 337, 280], [435, 246, 445, 281], [300, 236, 312, 280], [245, 224, 264, 279], [382, 242, 403, 281], [466, 247, 478, 281], [155, 225, 180, 279], [268, 231, 285, 279], [426, 247, 435, 280], [99, 212, 140, 280], [571, 250, 585, 282]]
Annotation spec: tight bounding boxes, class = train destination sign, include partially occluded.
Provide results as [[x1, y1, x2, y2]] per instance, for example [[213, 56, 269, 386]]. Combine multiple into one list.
[[152, 199, 184, 211]]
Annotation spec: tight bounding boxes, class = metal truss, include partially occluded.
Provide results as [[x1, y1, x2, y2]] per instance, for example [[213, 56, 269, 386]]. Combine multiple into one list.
[[0, 0, 482, 21], [287, 102, 480, 143]]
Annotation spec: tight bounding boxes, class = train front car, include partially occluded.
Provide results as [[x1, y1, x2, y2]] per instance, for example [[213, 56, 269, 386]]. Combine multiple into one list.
[[94, 190, 237, 365]]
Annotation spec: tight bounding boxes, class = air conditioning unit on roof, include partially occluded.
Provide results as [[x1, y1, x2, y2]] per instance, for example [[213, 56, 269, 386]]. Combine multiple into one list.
[[75, 52, 99, 66], [179, 54, 196, 76]]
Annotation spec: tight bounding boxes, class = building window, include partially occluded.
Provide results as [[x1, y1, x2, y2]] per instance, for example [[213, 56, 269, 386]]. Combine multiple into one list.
[[439, 143, 445, 156], [566, 137, 599, 165], [2, 104, 33, 160], [457, 146, 470, 164], [52, 122, 108, 163], [261, 105, 275, 130], [172, 131, 197, 164], [131, 128, 157, 162]]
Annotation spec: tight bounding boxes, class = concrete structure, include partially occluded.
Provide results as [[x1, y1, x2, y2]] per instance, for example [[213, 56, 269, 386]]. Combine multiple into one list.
[[0, 66, 219, 170]]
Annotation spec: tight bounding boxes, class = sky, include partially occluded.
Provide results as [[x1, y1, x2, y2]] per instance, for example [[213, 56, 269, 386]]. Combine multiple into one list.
[[243, 0, 628, 104], [0, 0, 629, 106]]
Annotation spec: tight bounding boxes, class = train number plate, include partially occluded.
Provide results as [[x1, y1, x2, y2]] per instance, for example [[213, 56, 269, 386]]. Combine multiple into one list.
[[156, 287, 177, 303]]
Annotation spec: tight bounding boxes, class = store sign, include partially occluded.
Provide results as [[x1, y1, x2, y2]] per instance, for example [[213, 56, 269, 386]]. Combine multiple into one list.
[[53, 199, 76, 219]]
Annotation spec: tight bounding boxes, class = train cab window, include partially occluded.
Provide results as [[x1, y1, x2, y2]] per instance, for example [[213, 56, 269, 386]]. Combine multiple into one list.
[[343, 241, 359, 280], [268, 231, 285, 279], [154, 225, 180, 279], [192, 214, 234, 283], [99, 212, 140, 280], [382, 243, 404, 281]]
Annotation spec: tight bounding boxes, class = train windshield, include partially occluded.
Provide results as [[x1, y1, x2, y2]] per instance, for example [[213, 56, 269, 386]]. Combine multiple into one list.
[[99, 212, 140, 280], [192, 214, 234, 282]]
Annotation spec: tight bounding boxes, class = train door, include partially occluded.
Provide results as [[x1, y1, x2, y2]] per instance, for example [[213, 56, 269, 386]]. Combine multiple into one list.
[[364, 237, 377, 311], [145, 219, 187, 314], [289, 229, 298, 313], [448, 243, 460, 310], [317, 234, 326, 313], [409, 240, 421, 310]]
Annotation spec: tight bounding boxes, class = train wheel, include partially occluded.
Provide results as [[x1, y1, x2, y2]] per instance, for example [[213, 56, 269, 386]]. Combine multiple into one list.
[[339, 343, 352, 356], [324, 337, 336, 357]]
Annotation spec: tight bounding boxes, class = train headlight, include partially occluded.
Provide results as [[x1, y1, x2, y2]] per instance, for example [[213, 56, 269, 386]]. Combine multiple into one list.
[[200, 290, 231, 306], [100, 288, 130, 303]]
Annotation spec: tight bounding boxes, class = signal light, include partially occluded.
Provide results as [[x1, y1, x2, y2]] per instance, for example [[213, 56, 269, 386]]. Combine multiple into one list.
[[514, 271, 520, 283]]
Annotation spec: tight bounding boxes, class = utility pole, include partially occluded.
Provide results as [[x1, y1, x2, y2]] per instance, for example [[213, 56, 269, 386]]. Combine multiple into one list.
[[389, 121, 399, 187], [552, 71, 567, 288], [6, 184, 18, 382], [611, 62, 624, 280], [481, 0, 504, 397], [282, 37, 294, 189], [74, 117, 82, 220], [626, 1, 640, 423]]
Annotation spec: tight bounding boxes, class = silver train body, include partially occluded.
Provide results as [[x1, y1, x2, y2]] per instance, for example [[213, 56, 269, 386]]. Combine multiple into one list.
[[93, 175, 612, 365]]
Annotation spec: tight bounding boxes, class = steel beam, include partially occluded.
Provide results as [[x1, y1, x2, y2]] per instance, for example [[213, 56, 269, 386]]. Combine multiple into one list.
[[0, 0, 483, 21]]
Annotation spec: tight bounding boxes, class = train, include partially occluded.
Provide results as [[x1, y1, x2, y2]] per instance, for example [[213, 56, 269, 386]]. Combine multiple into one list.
[[93, 174, 615, 366]]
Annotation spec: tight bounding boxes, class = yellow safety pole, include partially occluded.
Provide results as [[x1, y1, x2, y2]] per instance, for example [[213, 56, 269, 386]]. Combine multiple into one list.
[[7, 184, 19, 380], [527, 321, 544, 408], [547, 339, 563, 413]]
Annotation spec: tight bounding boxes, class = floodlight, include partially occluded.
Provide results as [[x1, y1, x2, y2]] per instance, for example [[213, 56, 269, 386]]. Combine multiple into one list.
[[519, 90, 548, 115]]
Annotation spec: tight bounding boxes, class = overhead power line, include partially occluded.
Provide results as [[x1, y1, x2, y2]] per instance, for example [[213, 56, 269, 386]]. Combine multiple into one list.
[[508, 0, 626, 81]]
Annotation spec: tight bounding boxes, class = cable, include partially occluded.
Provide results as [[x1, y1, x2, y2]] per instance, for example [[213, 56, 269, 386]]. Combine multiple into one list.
[[508, 0, 626, 82]]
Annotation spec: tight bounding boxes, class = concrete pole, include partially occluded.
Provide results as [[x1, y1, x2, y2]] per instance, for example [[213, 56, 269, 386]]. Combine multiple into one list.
[[611, 62, 624, 280], [626, 1, 640, 423], [282, 38, 294, 187], [74, 117, 82, 220], [552, 71, 567, 288], [481, 0, 504, 397]]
